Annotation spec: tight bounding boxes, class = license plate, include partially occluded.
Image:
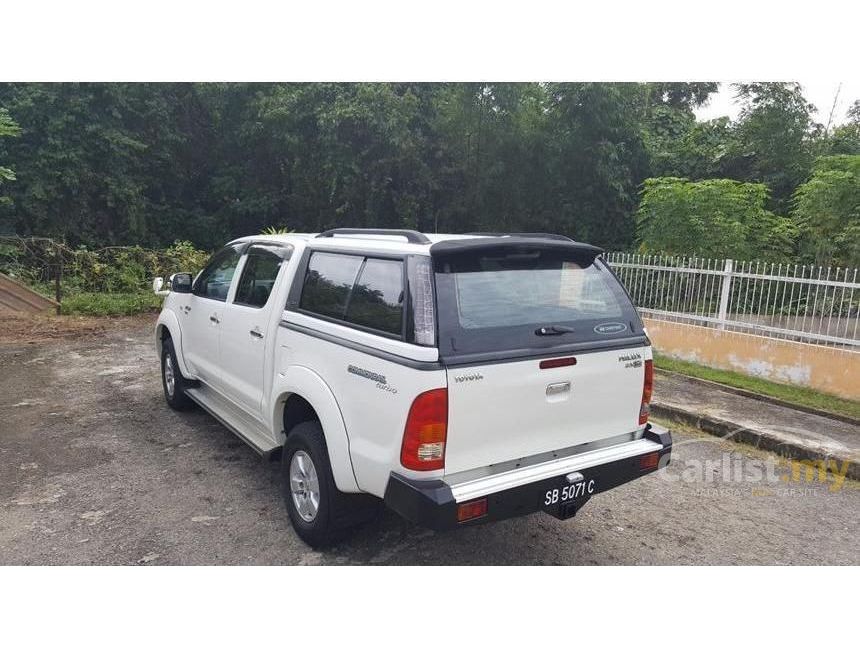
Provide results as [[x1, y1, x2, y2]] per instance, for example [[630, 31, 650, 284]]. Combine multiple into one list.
[[543, 478, 596, 507]]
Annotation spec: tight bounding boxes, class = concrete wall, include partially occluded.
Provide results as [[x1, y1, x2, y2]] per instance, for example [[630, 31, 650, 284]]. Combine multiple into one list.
[[643, 317, 860, 401]]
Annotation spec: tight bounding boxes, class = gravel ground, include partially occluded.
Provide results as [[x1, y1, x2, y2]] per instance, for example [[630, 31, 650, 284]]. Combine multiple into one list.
[[1, 315, 858, 565]]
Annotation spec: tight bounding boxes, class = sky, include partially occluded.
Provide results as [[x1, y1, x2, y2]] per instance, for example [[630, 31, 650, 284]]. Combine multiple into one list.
[[694, 81, 859, 127]]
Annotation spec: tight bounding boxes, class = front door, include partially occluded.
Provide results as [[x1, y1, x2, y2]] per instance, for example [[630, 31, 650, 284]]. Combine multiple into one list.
[[183, 243, 244, 386], [219, 243, 292, 416]]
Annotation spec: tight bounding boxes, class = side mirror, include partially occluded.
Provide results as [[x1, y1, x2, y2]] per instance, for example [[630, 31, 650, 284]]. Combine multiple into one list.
[[170, 272, 193, 293]]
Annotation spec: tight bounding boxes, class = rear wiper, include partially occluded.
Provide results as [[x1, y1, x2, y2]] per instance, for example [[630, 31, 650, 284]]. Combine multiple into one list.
[[535, 325, 575, 336]]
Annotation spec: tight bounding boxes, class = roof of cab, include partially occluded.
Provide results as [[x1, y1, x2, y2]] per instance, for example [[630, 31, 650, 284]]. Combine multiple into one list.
[[227, 229, 601, 256], [230, 231, 482, 255]]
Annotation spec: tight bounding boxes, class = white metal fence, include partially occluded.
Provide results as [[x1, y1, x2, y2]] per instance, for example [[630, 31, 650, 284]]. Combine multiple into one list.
[[605, 253, 860, 352]]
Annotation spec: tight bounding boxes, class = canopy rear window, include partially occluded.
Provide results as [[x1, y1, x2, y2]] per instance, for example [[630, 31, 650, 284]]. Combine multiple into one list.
[[433, 246, 643, 359]]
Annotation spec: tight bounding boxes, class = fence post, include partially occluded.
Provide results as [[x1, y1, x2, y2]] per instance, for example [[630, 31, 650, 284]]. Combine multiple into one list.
[[717, 258, 733, 330], [54, 241, 62, 314]]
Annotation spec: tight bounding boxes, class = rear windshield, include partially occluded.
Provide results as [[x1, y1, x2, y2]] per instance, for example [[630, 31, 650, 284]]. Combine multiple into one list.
[[434, 248, 643, 359]]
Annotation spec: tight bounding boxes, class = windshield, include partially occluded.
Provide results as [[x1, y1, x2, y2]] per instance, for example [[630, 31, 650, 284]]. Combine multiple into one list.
[[434, 248, 643, 359]]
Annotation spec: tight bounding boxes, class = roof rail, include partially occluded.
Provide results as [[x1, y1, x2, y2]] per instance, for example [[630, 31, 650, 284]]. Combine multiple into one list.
[[316, 228, 431, 245], [465, 232, 575, 242]]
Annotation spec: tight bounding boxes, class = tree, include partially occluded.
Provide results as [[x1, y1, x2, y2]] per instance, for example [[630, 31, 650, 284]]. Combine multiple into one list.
[[637, 177, 796, 260], [0, 82, 849, 261], [638, 83, 736, 180], [0, 84, 152, 243], [0, 107, 21, 210], [641, 82, 719, 110], [725, 83, 820, 211], [792, 155, 860, 267], [250, 83, 437, 234], [826, 100, 860, 155], [543, 83, 651, 249]]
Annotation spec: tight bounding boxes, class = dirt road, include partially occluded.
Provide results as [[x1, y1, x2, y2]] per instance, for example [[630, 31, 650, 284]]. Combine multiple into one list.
[[1, 316, 857, 564]]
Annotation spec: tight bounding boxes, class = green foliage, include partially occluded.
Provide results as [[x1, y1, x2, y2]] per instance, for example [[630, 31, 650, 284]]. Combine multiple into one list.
[[1, 82, 858, 263], [158, 240, 210, 276], [825, 101, 860, 155], [792, 155, 860, 266], [58, 291, 162, 316], [0, 107, 21, 206], [639, 82, 723, 179], [0, 82, 725, 253], [57, 241, 208, 294], [0, 237, 210, 303], [1, 237, 210, 316], [646, 115, 736, 179], [637, 177, 796, 260], [643, 83, 826, 216], [726, 83, 819, 211], [261, 226, 292, 235], [541, 83, 651, 248]]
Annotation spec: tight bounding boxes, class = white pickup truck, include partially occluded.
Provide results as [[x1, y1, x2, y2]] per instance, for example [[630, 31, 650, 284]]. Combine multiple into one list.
[[155, 229, 671, 546]]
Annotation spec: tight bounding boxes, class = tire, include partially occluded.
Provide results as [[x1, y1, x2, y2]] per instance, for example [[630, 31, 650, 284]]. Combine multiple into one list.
[[161, 338, 195, 411], [281, 420, 379, 548]]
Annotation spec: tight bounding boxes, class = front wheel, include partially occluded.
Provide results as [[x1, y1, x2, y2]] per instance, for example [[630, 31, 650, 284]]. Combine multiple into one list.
[[161, 338, 194, 410]]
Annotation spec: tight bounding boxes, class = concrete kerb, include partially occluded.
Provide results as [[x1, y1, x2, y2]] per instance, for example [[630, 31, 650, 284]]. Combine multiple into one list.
[[652, 402, 860, 482]]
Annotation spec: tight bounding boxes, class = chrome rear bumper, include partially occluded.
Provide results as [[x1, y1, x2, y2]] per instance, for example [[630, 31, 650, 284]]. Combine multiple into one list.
[[448, 433, 667, 502]]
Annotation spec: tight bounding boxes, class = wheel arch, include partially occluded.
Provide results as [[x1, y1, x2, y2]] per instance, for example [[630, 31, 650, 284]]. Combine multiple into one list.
[[155, 309, 193, 378], [270, 366, 361, 494]]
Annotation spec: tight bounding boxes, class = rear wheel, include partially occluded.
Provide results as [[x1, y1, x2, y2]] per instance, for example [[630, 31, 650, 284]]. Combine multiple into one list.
[[281, 420, 379, 548], [161, 338, 194, 410]]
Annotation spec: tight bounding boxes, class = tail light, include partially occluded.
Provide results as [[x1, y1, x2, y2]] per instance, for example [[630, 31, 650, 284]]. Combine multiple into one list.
[[401, 388, 448, 470], [639, 359, 653, 425], [409, 256, 436, 346]]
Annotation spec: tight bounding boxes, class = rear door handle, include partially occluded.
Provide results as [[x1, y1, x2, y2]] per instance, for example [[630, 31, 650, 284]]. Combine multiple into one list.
[[209, 314, 220, 324], [249, 328, 264, 339]]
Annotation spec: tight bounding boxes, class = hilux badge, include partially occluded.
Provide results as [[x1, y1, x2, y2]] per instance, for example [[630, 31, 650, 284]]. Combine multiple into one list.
[[594, 322, 627, 334]]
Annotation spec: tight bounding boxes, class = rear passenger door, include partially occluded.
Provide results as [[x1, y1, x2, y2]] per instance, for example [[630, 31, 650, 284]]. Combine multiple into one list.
[[219, 243, 292, 416]]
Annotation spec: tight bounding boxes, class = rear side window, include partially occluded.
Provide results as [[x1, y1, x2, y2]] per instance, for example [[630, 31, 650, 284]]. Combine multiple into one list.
[[298, 252, 405, 337], [345, 258, 404, 335], [233, 246, 286, 308], [434, 248, 642, 358], [300, 252, 363, 318]]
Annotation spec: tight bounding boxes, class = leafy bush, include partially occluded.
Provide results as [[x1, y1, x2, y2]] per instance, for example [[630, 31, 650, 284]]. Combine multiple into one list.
[[157, 240, 210, 278], [792, 155, 860, 267], [63, 241, 210, 294], [0, 238, 214, 316], [58, 291, 163, 316], [637, 178, 797, 261], [0, 238, 211, 293]]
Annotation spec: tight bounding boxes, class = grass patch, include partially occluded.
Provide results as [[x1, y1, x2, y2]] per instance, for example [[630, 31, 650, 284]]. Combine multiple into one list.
[[59, 291, 162, 316], [653, 353, 860, 421]]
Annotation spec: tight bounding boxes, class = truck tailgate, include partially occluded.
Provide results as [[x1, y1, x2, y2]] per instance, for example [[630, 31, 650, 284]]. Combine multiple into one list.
[[444, 347, 647, 475]]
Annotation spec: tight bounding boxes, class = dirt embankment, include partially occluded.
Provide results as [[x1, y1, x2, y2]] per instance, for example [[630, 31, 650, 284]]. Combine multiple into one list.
[[0, 311, 157, 346]]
